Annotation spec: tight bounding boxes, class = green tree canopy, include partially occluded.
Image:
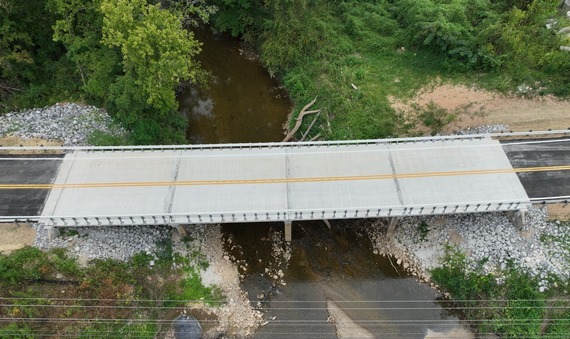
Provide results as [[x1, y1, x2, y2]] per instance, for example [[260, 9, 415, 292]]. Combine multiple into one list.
[[100, 0, 201, 114], [47, 0, 204, 143]]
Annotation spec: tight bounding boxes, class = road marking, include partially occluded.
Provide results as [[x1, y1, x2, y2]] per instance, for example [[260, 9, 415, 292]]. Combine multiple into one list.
[[1, 165, 569, 190]]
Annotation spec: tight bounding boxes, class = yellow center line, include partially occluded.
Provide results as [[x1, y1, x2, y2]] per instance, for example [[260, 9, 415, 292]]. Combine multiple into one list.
[[1, 165, 569, 190]]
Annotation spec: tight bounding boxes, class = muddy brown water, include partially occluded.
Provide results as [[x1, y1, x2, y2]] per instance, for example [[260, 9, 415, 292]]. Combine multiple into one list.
[[180, 28, 465, 338], [223, 221, 462, 338], [178, 27, 291, 144]]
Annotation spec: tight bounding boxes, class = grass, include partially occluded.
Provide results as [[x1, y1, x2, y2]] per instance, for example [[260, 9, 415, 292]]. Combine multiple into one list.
[[241, 1, 570, 142], [0, 238, 222, 336], [415, 221, 431, 243], [431, 245, 570, 337]]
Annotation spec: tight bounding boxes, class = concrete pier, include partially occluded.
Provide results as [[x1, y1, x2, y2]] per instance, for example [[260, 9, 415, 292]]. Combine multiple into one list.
[[285, 221, 292, 242]]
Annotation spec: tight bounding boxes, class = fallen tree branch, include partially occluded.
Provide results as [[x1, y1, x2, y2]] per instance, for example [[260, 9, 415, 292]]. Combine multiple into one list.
[[0, 83, 22, 92], [283, 97, 320, 142], [309, 133, 321, 141], [300, 112, 321, 141]]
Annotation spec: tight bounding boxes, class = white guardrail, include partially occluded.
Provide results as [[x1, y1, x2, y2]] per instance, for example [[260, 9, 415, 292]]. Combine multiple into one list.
[[0, 130, 569, 153]]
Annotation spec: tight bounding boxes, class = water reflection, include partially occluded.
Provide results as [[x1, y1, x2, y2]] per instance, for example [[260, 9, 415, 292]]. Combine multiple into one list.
[[178, 27, 291, 144]]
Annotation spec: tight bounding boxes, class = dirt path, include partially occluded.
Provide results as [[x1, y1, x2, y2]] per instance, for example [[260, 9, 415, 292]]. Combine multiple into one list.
[[391, 84, 570, 133], [0, 223, 36, 254]]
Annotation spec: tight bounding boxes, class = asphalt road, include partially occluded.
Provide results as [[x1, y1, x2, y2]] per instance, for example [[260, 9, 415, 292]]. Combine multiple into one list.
[[0, 155, 63, 217], [502, 138, 570, 199]]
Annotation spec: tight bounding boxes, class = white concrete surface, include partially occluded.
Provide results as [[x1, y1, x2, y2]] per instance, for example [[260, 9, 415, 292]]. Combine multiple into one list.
[[39, 139, 531, 226]]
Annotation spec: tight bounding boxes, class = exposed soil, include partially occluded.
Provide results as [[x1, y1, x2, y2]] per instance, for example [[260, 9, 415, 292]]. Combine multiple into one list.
[[0, 135, 62, 147], [0, 223, 36, 254], [0, 135, 62, 155], [391, 84, 570, 134], [547, 203, 570, 221]]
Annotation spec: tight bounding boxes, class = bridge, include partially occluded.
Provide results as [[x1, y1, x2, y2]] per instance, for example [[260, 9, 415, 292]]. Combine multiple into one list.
[[1, 132, 569, 241]]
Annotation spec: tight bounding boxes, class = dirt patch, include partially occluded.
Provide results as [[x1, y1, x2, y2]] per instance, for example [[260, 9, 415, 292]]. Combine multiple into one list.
[[391, 84, 570, 133], [0, 135, 62, 147], [0, 223, 36, 254], [0, 135, 62, 155], [547, 204, 570, 221]]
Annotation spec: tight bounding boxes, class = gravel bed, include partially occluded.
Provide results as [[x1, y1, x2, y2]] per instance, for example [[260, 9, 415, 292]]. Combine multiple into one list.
[[0, 103, 124, 146], [455, 124, 510, 135], [368, 206, 570, 292], [33, 224, 172, 263]]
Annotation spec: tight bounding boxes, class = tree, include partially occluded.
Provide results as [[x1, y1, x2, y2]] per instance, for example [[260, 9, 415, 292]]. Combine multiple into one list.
[[48, 0, 203, 143], [1, 0, 63, 109], [100, 0, 202, 116]]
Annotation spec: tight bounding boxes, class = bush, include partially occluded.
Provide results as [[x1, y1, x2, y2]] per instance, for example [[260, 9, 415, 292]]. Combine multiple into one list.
[[431, 245, 556, 336], [0, 247, 50, 286]]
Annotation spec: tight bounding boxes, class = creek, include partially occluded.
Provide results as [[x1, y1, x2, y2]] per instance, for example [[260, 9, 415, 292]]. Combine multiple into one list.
[[179, 27, 466, 338]]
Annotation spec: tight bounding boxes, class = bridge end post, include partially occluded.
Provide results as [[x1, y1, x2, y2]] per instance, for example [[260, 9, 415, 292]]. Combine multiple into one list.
[[387, 217, 399, 240], [45, 226, 60, 241], [284, 221, 292, 242]]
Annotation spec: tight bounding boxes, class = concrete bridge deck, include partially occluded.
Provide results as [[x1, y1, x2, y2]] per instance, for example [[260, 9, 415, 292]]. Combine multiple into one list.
[[0, 135, 531, 230]]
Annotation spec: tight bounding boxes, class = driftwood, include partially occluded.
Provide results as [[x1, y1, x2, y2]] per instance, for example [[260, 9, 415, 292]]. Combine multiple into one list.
[[282, 97, 320, 142]]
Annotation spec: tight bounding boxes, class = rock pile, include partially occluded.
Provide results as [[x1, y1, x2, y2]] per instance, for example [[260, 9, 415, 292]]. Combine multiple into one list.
[[33, 224, 172, 263], [368, 206, 570, 292], [0, 103, 124, 146]]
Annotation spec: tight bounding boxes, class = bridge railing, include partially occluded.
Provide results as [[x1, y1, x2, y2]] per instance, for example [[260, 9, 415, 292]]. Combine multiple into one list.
[[0, 130, 568, 153]]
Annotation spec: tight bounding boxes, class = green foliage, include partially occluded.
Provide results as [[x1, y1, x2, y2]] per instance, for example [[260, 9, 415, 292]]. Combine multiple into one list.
[[49, 247, 82, 277], [211, 0, 569, 141], [162, 0, 218, 29], [87, 130, 130, 146], [415, 221, 431, 242], [0, 241, 220, 337], [431, 245, 563, 336], [210, 0, 261, 37], [79, 322, 157, 338], [0, 323, 34, 339], [84, 258, 134, 288], [100, 0, 201, 114], [0, 247, 50, 286], [4, 0, 205, 144], [0, 0, 73, 110], [166, 266, 224, 307]]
